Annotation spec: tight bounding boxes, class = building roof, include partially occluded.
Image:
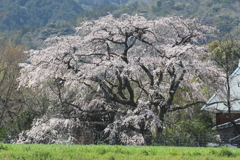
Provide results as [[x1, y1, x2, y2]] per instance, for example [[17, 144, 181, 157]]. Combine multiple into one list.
[[216, 118, 240, 130], [229, 134, 240, 143], [201, 63, 240, 113]]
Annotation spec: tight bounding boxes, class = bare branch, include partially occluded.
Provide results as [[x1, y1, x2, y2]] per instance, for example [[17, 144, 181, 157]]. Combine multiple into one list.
[[168, 101, 206, 112]]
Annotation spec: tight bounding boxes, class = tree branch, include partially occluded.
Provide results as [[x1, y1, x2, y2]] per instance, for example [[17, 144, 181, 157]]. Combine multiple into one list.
[[168, 101, 206, 112], [138, 59, 154, 87]]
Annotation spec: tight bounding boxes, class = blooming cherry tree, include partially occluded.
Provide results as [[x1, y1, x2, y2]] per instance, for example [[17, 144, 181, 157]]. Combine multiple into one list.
[[18, 14, 223, 145]]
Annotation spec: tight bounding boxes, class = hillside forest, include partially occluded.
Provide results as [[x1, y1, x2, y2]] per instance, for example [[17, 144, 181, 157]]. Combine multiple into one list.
[[0, 0, 240, 145]]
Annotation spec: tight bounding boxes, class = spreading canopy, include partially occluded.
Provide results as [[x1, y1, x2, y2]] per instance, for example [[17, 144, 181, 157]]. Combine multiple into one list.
[[17, 14, 225, 145], [18, 14, 221, 109]]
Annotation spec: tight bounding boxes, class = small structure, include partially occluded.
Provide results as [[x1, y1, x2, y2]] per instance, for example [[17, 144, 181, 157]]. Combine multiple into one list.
[[201, 62, 240, 146], [229, 135, 240, 147]]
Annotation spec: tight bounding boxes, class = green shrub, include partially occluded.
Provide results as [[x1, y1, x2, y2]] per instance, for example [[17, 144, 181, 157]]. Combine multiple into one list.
[[0, 143, 8, 150], [32, 151, 52, 159], [169, 150, 178, 156], [219, 147, 235, 157], [0, 127, 7, 141], [141, 150, 149, 156], [97, 148, 107, 155], [108, 155, 115, 160], [209, 149, 217, 155]]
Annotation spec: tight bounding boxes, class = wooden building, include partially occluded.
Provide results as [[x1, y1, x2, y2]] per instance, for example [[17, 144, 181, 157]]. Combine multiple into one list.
[[201, 63, 240, 146]]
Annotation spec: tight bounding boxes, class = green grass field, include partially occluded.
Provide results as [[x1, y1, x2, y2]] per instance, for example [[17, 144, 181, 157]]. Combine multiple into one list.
[[0, 143, 240, 160]]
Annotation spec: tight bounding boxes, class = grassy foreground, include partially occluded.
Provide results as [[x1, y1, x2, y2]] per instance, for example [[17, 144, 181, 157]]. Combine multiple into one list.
[[0, 143, 240, 160]]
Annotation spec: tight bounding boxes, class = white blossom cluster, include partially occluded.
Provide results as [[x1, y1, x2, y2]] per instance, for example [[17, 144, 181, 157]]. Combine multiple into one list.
[[18, 14, 221, 105], [17, 14, 224, 144], [104, 104, 162, 145], [14, 116, 82, 144]]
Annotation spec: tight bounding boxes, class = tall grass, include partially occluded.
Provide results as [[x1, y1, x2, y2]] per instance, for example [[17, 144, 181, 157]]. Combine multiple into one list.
[[0, 144, 240, 160]]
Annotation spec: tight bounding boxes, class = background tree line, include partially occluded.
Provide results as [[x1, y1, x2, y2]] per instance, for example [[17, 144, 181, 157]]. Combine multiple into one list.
[[1, 0, 240, 48]]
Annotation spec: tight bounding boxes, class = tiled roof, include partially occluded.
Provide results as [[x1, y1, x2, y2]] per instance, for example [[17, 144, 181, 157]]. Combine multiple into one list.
[[230, 135, 240, 143], [216, 118, 240, 130]]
